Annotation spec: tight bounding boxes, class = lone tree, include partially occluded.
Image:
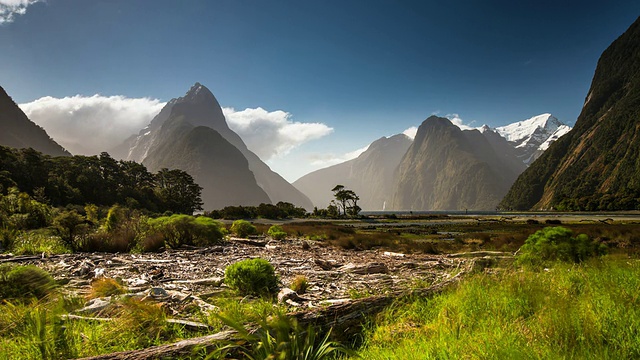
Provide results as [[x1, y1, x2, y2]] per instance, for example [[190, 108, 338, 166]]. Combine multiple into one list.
[[331, 185, 361, 217]]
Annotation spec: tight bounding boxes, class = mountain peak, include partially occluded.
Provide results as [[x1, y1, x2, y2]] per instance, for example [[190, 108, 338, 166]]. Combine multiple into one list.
[[182, 82, 215, 103], [495, 113, 564, 143]]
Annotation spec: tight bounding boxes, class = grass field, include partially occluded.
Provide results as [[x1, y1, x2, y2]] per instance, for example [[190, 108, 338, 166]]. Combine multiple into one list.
[[1, 218, 640, 359]]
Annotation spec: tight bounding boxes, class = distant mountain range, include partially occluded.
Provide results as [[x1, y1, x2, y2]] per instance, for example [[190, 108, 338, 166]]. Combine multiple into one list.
[[500, 16, 640, 211], [111, 83, 313, 210], [294, 134, 412, 210], [0, 86, 69, 157], [390, 116, 526, 211], [295, 113, 570, 211], [494, 113, 571, 165], [1, 78, 577, 212]]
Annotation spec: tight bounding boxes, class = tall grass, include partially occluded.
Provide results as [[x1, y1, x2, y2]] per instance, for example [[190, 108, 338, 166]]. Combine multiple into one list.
[[356, 256, 640, 359], [0, 296, 201, 359]]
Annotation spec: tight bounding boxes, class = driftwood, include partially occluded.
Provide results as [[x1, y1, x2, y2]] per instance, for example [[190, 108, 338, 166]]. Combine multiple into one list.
[[446, 251, 514, 258], [338, 262, 388, 275], [228, 237, 267, 247], [79, 272, 465, 360], [0, 253, 67, 263], [61, 315, 210, 331]]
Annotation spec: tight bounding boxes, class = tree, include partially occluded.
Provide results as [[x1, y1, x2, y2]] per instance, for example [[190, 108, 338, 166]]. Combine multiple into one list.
[[53, 210, 88, 251], [331, 185, 361, 217], [154, 168, 203, 214]]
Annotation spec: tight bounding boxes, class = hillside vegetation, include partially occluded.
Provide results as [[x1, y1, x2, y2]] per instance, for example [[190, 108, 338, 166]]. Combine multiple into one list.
[[501, 16, 640, 211]]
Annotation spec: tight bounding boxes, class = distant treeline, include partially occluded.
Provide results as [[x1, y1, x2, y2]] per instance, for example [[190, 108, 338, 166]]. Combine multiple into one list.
[[205, 202, 307, 220], [0, 145, 203, 214]]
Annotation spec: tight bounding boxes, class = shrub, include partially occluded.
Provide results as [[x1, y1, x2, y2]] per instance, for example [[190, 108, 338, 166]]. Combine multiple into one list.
[[516, 226, 606, 266], [224, 258, 278, 296], [289, 275, 309, 294], [230, 220, 257, 238], [53, 210, 89, 251], [267, 225, 287, 240], [148, 215, 225, 248], [0, 265, 56, 300], [11, 231, 69, 255]]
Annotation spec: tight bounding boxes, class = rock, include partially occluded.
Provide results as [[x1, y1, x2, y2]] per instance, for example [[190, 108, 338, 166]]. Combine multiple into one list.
[[145, 287, 170, 301], [75, 297, 112, 315], [278, 288, 302, 304]]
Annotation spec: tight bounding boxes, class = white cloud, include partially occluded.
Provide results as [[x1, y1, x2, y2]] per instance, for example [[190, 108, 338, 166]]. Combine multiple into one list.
[[223, 107, 333, 160], [20, 95, 165, 155], [307, 144, 370, 168], [402, 126, 418, 140], [0, 0, 41, 24], [446, 113, 477, 130]]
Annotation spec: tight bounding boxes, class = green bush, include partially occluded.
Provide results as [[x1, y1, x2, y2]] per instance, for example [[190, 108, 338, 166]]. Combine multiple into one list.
[[224, 258, 278, 296], [230, 220, 257, 238], [267, 225, 287, 240], [148, 214, 225, 248], [0, 265, 56, 300], [516, 226, 606, 266]]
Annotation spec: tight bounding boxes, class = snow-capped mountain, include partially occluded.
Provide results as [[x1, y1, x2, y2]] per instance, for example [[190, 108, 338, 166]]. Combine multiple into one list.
[[494, 113, 571, 165]]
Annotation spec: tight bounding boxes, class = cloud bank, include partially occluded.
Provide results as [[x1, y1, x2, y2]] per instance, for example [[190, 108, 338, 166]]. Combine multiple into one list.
[[20, 96, 334, 160], [0, 0, 40, 24], [20, 95, 166, 155], [223, 107, 333, 160], [402, 126, 418, 140]]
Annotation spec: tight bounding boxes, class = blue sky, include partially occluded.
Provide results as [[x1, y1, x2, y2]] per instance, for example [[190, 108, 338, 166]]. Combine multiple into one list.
[[1, 0, 639, 181]]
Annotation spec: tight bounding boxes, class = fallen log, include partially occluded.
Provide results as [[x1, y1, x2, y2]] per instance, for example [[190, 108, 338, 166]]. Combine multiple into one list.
[[79, 271, 465, 360]]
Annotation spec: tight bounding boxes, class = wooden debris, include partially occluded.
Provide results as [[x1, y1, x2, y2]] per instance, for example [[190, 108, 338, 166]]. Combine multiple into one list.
[[78, 273, 465, 360], [339, 262, 388, 275]]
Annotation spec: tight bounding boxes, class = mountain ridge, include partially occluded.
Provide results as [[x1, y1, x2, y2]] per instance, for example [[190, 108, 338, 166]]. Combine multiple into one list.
[[0, 85, 70, 157], [500, 16, 640, 211], [293, 133, 412, 210], [112, 83, 312, 210], [390, 116, 525, 211]]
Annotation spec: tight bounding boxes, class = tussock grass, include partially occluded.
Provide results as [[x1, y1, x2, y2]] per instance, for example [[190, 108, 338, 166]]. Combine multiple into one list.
[[355, 256, 640, 359], [88, 278, 127, 299]]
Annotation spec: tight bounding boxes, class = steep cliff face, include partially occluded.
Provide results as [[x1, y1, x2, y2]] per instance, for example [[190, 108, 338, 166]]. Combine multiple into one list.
[[293, 134, 412, 210], [142, 117, 271, 209], [0, 86, 69, 157], [500, 16, 640, 211], [391, 116, 524, 211], [112, 83, 313, 210]]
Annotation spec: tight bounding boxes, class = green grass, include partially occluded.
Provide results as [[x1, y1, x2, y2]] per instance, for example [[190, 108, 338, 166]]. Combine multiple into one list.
[[355, 256, 640, 359], [0, 296, 203, 359], [10, 230, 70, 255]]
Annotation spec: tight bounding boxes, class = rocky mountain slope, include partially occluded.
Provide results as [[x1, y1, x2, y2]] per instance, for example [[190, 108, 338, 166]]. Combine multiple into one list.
[[112, 83, 312, 210], [293, 134, 412, 210], [500, 16, 640, 211], [0, 86, 69, 157], [391, 116, 525, 211]]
